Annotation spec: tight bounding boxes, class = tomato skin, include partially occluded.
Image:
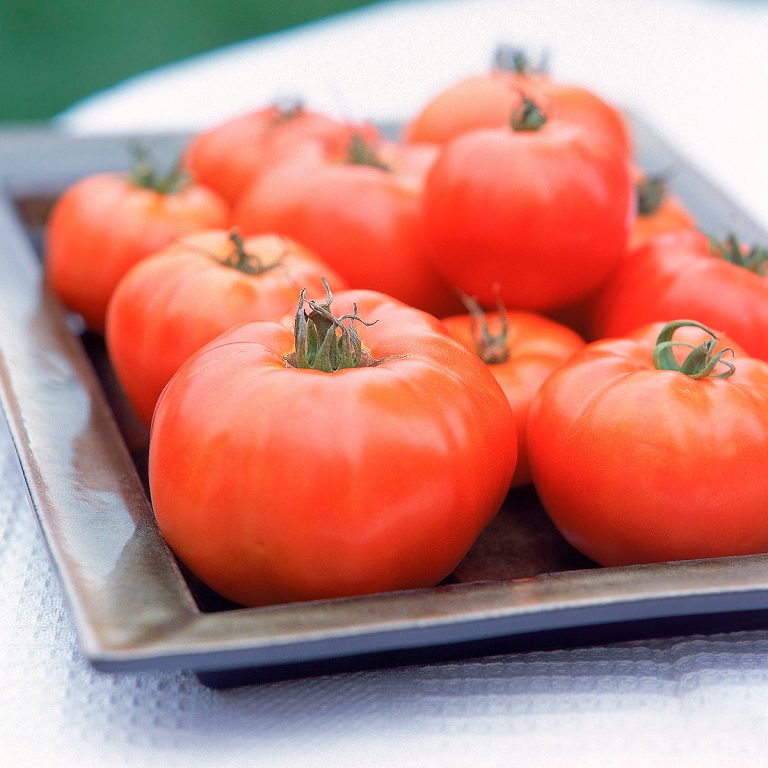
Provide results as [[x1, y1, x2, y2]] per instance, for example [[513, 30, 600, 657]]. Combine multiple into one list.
[[630, 195, 693, 248], [423, 122, 634, 312], [527, 328, 768, 566], [106, 231, 346, 427], [591, 230, 768, 359], [234, 140, 462, 317], [45, 174, 229, 334], [406, 71, 630, 156], [540, 81, 631, 156], [441, 310, 583, 486], [183, 105, 367, 207], [148, 291, 517, 606], [406, 75, 523, 145]]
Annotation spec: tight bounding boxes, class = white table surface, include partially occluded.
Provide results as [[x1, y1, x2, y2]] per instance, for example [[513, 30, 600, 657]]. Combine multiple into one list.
[[4, 1, 768, 765]]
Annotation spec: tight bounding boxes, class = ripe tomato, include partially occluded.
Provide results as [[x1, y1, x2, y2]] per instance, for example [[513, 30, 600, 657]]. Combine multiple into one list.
[[528, 319, 768, 565], [106, 230, 346, 427], [405, 50, 630, 155], [183, 101, 371, 206], [442, 299, 583, 486], [629, 173, 694, 249], [422, 99, 634, 312], [45, 160, 229, 334], [591, 230, 768, 359], [234, 133, 462, 317], [148, 287, 517, 606]]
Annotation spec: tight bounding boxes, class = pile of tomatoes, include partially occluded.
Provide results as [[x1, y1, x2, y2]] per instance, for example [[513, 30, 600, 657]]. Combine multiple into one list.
[[45, 50, 768, 607]]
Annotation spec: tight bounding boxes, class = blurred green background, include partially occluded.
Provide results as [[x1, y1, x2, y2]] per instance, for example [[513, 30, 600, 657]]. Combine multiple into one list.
[[1, 1, 379, 121]]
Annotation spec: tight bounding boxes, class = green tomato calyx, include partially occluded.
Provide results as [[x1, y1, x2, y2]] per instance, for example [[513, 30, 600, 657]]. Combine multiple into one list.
[[217, 231, 282, 275], [653, 320, 735, 380], [710, 233, 768, 276], [493, 45, 549, 76], [347, 132, 390, 171], [636, 175, 667, 217], [510, 97, 547, 132], [462, 292, 510, 365], [270, 97, 304, 124], [288, 279, 381, 373], [130, 144, 189, 195]]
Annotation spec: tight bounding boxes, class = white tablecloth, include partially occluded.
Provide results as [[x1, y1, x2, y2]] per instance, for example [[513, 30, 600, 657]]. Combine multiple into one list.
[[2, 420, 767, 767], [4, 0, 768, 765]]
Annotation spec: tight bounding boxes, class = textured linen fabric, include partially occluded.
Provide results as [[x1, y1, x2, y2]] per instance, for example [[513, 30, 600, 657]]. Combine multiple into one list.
[[2, 419, 768, 768]]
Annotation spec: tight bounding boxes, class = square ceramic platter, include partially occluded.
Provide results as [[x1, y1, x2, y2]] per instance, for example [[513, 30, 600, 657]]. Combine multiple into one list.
[[2, 116, 768, 687]]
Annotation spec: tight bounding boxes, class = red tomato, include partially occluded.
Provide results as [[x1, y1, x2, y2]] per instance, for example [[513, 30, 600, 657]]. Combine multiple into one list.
[[591, 230, 768, 359], [442, 300, 583, 486], [234, 133, 462, 317], [528, 319, 768, 565], [406, 53, 630, 155], [183, 102, 372, 207], [629, 173, 695, 249], [45, 164, 229, 334], [422, 99, 634, 312], [106, 230, 346, 426], [148, 288, 517, 606]]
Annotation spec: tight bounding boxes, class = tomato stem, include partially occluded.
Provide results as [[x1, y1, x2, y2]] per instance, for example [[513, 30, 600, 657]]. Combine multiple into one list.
[[709, 233, 768, 276], [130, 144, 189, 195], [653, 320, 735, 379], [493, 44, 549, 75], [636, 175, 667, 217], [347, 132, 390, 171], [287, 279, 380, 372], [270, 97, 304, 124], [462, 292, 510, 365], [510, 97, 547, 132]]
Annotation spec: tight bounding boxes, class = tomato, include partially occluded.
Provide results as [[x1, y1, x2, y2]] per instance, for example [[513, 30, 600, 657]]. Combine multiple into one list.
[[407, 74, 524, 146], [45, 159, 229, 334], [106, 230, 346, 427], [405, 49, 630, 155], [183, 101, 372, 207], [442, 299, 583, 486], [629, 173, 694, 248], [148, 287, 517, 606], [422, 99, 634, 312], [234, 133, 462, 317], [528, 319, 768, 566], [591, 230, 768, 359]]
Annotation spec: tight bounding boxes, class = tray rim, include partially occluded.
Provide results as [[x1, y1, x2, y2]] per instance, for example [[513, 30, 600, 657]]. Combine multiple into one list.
[[2, 118, 768, 676]]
